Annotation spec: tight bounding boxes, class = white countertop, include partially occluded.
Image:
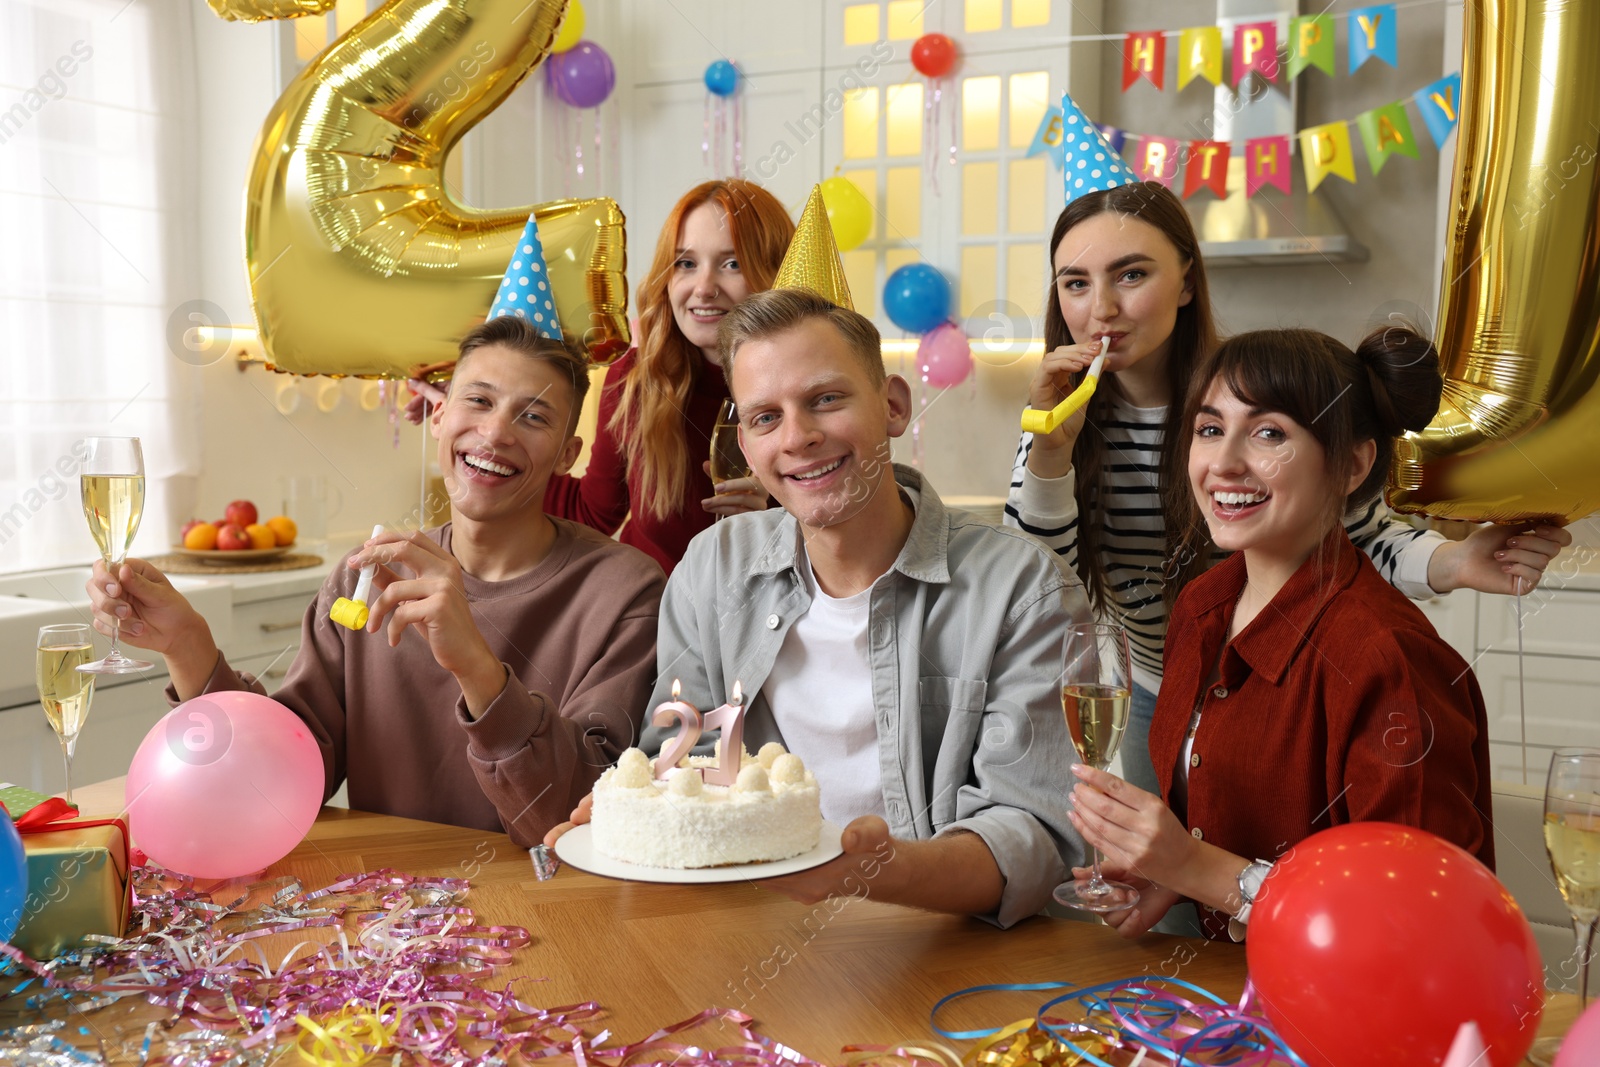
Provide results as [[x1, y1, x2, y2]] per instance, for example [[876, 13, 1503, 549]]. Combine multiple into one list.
[[0, 543, 353, 709]]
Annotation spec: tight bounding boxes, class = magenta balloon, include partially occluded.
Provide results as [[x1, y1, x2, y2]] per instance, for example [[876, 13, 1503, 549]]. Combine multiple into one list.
[[1556, 999, 1600, 1067], [544, 41, 616, 108], [917, 321, 974, 388], [125, 691, 324, 880]]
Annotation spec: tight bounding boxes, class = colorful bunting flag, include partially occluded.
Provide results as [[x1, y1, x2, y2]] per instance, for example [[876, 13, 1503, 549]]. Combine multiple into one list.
[[1135, 135, 1180, 187], [1178, 26, 1224, 89], [1233, 21, 1278, 85], [1300, 121, 1358, 191], [1183, 140, 1231, 198], [1246, 136, 1292, 196], [1414, 72, 1463, 147], [1355, 101, 1420, 173], [1095, 122, 1127, 155], [1349, 5, 1399, 71], [1288, 15, 1335, 79], [1122, 30, 1166, 90], [1027, 104, 1065, 167]]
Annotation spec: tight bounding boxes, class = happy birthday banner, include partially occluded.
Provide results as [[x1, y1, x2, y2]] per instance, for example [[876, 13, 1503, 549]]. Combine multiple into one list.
[[1122, 3, 1403, 92], [1028, 72, 1460, 199]]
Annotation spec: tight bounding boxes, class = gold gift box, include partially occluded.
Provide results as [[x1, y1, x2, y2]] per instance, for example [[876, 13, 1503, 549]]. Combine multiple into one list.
[[14, 820, 130, 960]]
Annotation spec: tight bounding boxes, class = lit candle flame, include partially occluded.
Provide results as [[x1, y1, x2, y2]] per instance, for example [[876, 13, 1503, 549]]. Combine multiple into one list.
[[732, 680, 743, 704], [671, 678, 681, 700]]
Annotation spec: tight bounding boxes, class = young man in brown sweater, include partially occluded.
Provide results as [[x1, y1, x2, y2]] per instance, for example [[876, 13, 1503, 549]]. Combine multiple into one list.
[[86, 318, 665, 847]]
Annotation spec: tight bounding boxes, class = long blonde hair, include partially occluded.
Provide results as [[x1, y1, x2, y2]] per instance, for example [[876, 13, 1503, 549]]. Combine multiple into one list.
[[610, 180, 794, 522]]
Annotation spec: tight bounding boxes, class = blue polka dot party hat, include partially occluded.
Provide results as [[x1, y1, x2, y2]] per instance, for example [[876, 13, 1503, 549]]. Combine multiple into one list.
[[488, 214, 563, 339], [1060, 91, 1139, 204]]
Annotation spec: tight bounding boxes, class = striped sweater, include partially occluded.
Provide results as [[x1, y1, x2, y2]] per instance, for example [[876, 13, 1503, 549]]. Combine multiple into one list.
[[1004, 398, 1444, 693]]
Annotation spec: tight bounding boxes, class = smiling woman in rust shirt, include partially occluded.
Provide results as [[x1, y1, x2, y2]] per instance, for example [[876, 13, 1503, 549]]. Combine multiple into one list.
[[1065, 324, 1503, 941]]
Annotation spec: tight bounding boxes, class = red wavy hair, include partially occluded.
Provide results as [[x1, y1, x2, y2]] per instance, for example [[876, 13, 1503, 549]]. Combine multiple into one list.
[[610, 180, 794, 523]]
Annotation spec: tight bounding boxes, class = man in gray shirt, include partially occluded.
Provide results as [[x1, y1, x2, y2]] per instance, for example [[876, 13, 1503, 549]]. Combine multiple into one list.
[[552, 288, 1089, 927]]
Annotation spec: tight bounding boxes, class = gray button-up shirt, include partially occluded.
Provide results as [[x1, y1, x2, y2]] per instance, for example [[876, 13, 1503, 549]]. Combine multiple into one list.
[[640, 465, 1091, 927]]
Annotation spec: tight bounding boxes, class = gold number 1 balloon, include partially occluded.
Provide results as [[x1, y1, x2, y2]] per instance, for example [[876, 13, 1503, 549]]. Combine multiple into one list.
[[1387, 0, 1600, 524], [206, 0, 629, 377]]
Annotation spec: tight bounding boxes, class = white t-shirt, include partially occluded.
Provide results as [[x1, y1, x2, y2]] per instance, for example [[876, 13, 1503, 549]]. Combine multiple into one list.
[[764, 536, 888, 826]]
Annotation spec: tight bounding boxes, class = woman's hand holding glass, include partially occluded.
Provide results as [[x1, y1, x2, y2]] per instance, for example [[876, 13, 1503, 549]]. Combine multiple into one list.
[[1067, 764, 1200, 891]]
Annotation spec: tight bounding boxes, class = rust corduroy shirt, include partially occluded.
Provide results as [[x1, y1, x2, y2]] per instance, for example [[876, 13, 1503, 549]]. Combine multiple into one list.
[[1152, 527, 1495, 937]]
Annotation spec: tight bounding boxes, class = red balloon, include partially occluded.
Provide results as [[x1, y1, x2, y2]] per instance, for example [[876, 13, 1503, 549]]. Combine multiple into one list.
[[1248, 823, 1543, 1067], [911, 33, 958, 78]]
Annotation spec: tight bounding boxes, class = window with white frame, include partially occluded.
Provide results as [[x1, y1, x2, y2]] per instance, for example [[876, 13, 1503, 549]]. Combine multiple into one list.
[[826, 0, 1069, 345], [0, 0, 197, 574]]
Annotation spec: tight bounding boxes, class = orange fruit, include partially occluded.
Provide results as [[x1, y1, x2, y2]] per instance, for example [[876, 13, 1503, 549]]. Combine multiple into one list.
[[183, 522, 219, 550], [244, 523, 277, 549], [266, 515, 297, 547]]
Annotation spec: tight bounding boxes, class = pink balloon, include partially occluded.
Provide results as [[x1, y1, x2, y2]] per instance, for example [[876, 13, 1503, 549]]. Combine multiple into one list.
[[1556, 997, 1600, 1067], [126, 691, 324, 879], [917, 321, 973, 388]]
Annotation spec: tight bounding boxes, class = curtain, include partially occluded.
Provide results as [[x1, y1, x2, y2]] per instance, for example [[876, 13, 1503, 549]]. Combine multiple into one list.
[[0, 0, 199, 575]]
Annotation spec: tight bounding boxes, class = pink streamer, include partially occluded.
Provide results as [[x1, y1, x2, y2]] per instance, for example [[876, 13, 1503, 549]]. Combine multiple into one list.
[[925, 81, 939, 197], [703, 93, 712, 171], [593, 105, 603, 191], [733, 92, 745, 177]]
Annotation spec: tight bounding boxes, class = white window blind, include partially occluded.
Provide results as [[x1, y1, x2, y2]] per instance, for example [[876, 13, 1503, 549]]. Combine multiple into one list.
[[0, 0, 198, 575]]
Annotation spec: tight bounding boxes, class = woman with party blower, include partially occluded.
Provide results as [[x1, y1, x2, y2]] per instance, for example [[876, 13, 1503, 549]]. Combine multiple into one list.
[[1064, 324, 1495, 940], [1006, 95, 1571, 805]]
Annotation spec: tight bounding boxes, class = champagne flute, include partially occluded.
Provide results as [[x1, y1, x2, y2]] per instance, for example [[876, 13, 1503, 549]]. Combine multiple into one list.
[[1055, 622, 1139, 913], [79, 436, 152, 673], [37, 624, 96, 805], [709, 399, 750, 483], [1527, 748, 1600, 1067], [709, 399, 750, 523]]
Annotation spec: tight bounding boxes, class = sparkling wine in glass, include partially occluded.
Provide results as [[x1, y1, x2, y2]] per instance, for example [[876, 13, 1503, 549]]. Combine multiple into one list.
[[37, 624, 96, 805], [709, 398, 751, 483], [1527, 748, 1600, 1066], [1055, 622, 1139, 913], [79, 436, 152, 673]]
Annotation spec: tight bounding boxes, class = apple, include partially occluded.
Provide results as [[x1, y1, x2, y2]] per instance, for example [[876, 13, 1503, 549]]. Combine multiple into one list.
[[216, 523, 252, 551], [181, 519, 203, 540], [225, 500, 259, 528]]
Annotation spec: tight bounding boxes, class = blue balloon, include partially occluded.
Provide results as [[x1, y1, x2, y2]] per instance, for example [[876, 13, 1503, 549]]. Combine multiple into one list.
[[0, 815, 24, 943], [704, 59, 739, 97], [883, 263, 951, 334]]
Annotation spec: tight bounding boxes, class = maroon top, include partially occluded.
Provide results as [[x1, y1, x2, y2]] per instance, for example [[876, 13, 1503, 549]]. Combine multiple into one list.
[[1153, 528, 1495, 939], [544, 348, 728, 576]]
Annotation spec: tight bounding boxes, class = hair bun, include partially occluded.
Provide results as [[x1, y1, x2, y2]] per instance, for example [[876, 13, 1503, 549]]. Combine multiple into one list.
[[1354, 323, 1442, 436]]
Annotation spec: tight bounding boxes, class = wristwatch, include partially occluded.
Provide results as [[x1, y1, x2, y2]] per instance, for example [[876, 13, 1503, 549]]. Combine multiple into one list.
[[1228, 860, 1275, 941]]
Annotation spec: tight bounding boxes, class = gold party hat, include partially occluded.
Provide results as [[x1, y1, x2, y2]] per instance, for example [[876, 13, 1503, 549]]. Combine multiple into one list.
[[774, 185, 855, 311]]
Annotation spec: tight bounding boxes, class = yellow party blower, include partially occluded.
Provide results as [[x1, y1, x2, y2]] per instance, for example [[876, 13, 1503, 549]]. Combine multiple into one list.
[[329, 524, 385, 631], [1020, 351, 1107, 436]]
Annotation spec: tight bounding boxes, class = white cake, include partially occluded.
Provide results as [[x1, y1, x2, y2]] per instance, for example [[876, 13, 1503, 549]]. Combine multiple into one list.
[[590, 742, 822, 868]]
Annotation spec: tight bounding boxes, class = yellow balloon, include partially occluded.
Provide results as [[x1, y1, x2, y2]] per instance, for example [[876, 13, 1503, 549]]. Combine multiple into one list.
[[819, 176, 873, 253], [1387, 0, 1600, 524], [210, 0, 630, 378], [552, 0, 585, 54]]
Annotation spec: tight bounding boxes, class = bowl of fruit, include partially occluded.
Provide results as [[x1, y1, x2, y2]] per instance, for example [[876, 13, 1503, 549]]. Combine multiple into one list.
[[174, 500, 299, 562]]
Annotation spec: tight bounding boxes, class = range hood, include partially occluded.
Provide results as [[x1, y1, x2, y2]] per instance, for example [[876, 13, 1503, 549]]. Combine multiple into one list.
[[1186, 0, 1369, 267]]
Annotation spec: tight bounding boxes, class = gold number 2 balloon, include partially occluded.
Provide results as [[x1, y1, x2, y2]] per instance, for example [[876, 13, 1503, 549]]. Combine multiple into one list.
[[1387, 0, 1600, 525], [206, 0, 629, 377]]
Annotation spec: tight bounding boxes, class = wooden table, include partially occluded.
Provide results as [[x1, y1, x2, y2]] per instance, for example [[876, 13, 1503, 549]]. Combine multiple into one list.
[[13, 778, 1584, 1063]]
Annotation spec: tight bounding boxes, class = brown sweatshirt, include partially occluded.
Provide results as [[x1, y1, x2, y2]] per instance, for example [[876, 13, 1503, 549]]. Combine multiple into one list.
[[168, 520, 664, 847]]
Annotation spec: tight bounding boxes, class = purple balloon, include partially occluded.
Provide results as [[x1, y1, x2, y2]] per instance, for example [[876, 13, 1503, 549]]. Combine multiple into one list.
[[545, 41, 616, 109], [917, 321, 974, 388]]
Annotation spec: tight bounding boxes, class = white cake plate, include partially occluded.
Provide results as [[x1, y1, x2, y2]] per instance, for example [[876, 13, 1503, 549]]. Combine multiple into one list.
[[550, 821, 844, 884]]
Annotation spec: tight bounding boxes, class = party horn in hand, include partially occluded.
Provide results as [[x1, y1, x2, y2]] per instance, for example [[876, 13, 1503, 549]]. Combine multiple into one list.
[[329, 524, 385, 630], [1020, 348, 1108, 436]]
